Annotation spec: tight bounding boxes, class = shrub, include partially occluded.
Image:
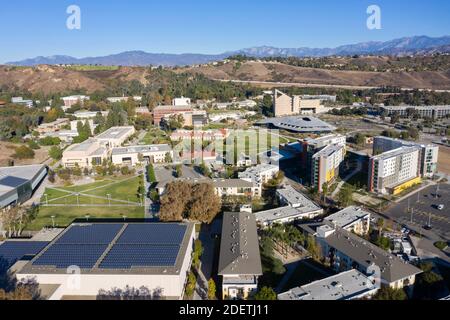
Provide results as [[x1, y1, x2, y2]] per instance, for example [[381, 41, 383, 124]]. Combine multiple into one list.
[[13, 146, 35, 159]]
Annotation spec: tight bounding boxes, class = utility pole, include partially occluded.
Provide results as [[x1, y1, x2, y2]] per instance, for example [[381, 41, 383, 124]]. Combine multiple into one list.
[[410, 207, 414, 224]]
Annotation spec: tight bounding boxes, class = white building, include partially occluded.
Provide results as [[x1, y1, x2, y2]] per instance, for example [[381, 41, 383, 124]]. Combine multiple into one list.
[[62, 139, 109, 168], [11, 97, 33, 108], [62, 95, 90, 108], [172, 97, 191, 106], [255, 185, 323, 227], [278, 269, 378, 300], [368, 147, 421, 195], [95, 126, 136, 148], [324, 206, 371, 236], [373, 136, 439, 178], [15, 222, 196, 300], [112, 145, 173, 166], [213, 179, 255, 197], [238, 164, 279, 196]]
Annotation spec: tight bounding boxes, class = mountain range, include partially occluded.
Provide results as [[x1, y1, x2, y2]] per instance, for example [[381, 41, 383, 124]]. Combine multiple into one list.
[[6, 35, 450, 67]]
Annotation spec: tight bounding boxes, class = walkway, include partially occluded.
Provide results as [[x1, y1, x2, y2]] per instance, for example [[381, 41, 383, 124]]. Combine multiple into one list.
[[331, 161, 362, 198]]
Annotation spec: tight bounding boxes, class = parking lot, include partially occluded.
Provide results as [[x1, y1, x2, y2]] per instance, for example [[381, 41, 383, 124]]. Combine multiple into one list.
[[386, 184, 450, 240]]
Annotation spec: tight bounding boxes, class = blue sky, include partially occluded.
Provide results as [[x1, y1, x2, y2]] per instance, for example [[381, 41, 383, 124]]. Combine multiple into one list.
[[0, 0, 449, 63]]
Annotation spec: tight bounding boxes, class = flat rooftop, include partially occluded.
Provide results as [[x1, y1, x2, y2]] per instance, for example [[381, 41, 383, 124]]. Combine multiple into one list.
[[278, 269, 378, 300], [325, 206, 371, 229], [312, 143, 344, 158], [18, 222, 195, 276], [96, 126, 135, 141], [372, 146, 420, 161], [213, 179, 253, 188], [112, 144, 172, 156], [254, 206, 307, 224], [0, 165, 46, 194], [218, 212, 262, 276], [277, 185, 323, 211], [257, 116, 336, 133], [154, 105, 193, 111]]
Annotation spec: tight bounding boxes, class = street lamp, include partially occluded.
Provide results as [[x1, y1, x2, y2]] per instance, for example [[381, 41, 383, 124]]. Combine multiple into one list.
[[50, 215, 55, 228], [85, 214, 90, 222], [44, 194, 48, 205], [107, 194, 111, 207]]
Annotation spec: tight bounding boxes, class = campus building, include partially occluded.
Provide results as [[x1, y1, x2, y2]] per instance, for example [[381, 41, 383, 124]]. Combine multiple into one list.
[[0, 165, 48, 209], [213, 179, 255, 197], [111, 145, 173, 166], [373, 136, 439, 178], [368, 147, 421, 195], [238, 164, 280, 197], [62, 95, 90, 108], [255, 185, 323, 227], [257, 116, 336, 133], [315, 226, 422, 289], [15, 221, 196, 300], [380, 105, 450, 120], [312, 144, 346, 192], [62, 139, 109, 168], [278, 269, 378, 300], [218, 212, 262, 300], [62, 126, 136, 168], [273, 89, 325, 117], [36, 118, 70, 135], [324, 206, 371, 236], [152, 105, 194, 126]]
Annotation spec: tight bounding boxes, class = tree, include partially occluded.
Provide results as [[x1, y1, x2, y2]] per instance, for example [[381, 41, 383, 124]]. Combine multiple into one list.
[[185, 272, 196, 298], [254, 287, 277, 300], [174, 164, 183, 178], [49, 146, 63, 160], [337, 184, 354, 207], [187, 183, 221, 224], [13, 145, 35, 159], [192, 239, 204, 269], [137, 180, 145, 203], [322, 183, 329, 204], [207, 279, 216, 300], [306, 235, 321, 260], [372, 287, 407, 300]]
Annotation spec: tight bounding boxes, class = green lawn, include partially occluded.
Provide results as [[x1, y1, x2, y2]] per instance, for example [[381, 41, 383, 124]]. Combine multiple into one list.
[[141, 128, 171, 145], [26, 206, 145, 231], [29, 175, 145, 231]]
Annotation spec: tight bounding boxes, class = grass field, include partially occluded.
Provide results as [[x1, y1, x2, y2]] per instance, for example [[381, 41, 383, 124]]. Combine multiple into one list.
[[26, 206, 144, 231], [28, 175, 145, 231], [141, 128, 171, 145]]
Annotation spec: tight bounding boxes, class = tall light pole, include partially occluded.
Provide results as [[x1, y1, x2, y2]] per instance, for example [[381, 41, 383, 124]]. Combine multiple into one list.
[[44, 194, 48, 205], [107, 194, 111, 207], [50, 215, 55, 228]]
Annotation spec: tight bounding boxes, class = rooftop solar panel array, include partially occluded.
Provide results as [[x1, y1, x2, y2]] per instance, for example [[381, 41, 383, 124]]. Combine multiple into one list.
[[27, 223, 188, 271], [33, 244, 108, 269], [55, 223, 123, 244], [100, 244, 180, 269], [117, 224, 187, 244], [0, 241, 48, 269]]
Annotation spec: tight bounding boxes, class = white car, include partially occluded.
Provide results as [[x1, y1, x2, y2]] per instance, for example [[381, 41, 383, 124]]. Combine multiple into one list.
[[437, 204, 445, 211]]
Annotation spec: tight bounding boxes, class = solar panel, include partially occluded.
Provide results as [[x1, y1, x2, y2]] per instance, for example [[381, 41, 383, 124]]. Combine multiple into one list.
[[99, 244, 180, 269], [117, 224, 187, 245], [56, 223, 124, 244], [0, 241, 48, 270], [33, 244, 108, 269]]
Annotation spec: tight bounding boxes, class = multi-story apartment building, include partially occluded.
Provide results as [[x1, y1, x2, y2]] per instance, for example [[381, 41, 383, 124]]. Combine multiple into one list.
[[238, 164, 280, 196], [312, 144, 346, 192], [62, 95, 90, 108], [380, 105, 450, 120], [373, 136, 439, 178], [298, 134, 346, 191], [273, 89, 325, 117], [218, 212, 262, 300], [368, 146, 421, 195]]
